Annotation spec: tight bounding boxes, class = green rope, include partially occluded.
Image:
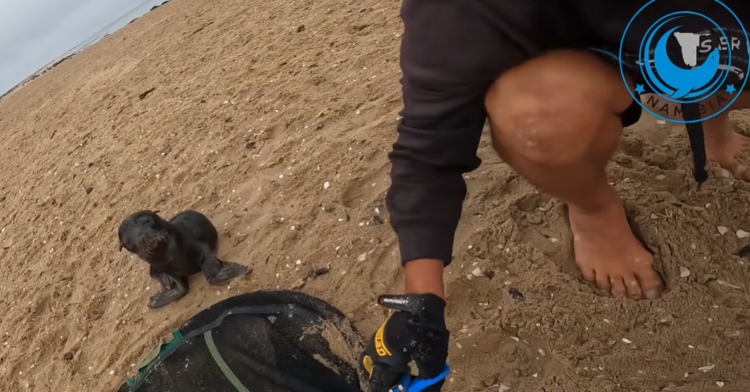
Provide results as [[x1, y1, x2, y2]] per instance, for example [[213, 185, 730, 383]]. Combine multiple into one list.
[[204, 330, 250, 392]]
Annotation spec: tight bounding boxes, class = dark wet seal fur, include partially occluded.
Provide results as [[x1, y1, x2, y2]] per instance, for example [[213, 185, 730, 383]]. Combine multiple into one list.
[[118, 210, 251, 309]]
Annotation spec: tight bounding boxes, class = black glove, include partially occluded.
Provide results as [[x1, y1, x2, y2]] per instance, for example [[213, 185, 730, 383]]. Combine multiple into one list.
[[360, 294, 450, 392]]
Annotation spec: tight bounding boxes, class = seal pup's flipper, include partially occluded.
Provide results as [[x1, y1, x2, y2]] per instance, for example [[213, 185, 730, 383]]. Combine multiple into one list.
[[197, 244, 251, 286], [207, 260, 251, 286], [201, 256, 250, 286], [148, 269, 189, 309]]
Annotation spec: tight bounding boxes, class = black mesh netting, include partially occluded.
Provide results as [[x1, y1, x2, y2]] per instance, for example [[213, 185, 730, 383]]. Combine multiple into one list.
[[118, 290, 368, 392]]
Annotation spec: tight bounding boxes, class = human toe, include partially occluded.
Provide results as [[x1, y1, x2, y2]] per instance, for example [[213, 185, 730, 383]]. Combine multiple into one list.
[[636, 271, 664, 300], [623, 274, 643, 300], [608, 276, 628, 298], [593, 270, 610, 292]]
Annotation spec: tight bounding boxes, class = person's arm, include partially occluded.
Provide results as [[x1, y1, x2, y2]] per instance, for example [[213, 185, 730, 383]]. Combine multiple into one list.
[[387, 95, 486, 299], [386, 0, 508, 301]]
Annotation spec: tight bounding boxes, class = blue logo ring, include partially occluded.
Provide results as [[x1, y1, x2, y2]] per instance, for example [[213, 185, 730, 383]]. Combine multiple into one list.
[[638, 12, 730, 105], [619, 0, 750, 124]]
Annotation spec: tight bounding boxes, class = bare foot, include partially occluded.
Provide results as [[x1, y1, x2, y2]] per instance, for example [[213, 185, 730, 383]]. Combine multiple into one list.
[[567, 195, 664, 300], [704, 119, 750, 181]]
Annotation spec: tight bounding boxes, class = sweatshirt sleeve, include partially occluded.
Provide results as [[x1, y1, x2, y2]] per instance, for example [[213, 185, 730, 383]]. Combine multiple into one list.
[[386, 96, 486, 266], [384, 0, 522, 266]]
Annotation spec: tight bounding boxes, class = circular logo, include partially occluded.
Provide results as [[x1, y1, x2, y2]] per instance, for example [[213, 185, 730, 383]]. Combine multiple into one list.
[[619, 0, 750, 123]]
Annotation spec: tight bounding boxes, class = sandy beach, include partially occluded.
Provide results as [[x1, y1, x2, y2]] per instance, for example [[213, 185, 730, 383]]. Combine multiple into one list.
[[1, 0, 750, 390]]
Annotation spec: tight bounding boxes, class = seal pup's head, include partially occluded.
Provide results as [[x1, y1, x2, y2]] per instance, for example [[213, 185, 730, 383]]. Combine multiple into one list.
[[118, 210, 171, 261]]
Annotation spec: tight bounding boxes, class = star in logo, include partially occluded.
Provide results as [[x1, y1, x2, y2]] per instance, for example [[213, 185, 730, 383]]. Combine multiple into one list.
[[634, 84, 646, 94], [726, 84, 736, 94]]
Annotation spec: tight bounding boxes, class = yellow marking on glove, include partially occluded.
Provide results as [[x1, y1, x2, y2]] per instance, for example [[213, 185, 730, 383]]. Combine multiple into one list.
[[374, 317, 392, 357], [362, 355, 374, 377]]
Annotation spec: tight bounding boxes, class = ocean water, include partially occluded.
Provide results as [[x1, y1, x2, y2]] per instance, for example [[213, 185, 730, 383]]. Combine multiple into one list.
[[0, 0, 167, 96], [57, 0, 168, 62]]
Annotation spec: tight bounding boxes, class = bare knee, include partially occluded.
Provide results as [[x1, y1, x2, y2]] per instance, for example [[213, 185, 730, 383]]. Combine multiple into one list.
[[486, 50, 632, 165]]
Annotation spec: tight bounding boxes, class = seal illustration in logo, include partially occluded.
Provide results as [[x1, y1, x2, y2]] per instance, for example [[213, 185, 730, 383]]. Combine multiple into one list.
[[650, 25, 721, 99], [619, 0, 750, 123]]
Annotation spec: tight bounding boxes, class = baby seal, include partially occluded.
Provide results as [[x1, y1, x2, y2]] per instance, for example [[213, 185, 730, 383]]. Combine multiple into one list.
[[118, 209, 250, 309]]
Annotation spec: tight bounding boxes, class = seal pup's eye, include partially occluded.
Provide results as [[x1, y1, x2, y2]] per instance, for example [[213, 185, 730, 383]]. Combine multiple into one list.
[[149, 217, 164, 230], [134, 212, 161, 229]]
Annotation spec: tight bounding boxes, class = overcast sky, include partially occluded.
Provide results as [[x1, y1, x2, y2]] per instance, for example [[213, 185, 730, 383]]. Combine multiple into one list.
[[0, 0, 164, 94]]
